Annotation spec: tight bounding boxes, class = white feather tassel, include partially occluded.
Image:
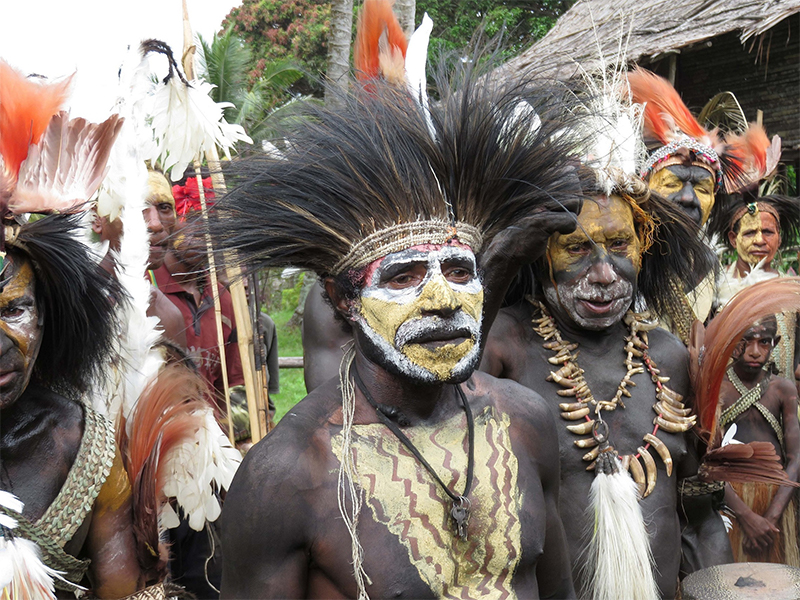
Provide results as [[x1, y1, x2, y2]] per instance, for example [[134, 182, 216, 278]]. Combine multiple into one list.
[[581, 465, 659, 600], [0, 493, 85, 597]]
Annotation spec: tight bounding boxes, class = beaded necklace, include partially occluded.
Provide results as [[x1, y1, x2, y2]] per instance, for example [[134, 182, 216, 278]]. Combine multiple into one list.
[[529, 298, 696, 498]]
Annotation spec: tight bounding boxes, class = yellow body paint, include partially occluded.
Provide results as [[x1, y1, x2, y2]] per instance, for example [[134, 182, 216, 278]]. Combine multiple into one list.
[[332, 406, 522, 598], [735, 210, 780, 266], [93, 448, 133, 515]]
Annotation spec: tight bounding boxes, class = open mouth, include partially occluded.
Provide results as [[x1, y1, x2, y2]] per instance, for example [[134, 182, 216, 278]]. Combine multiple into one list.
[[578, 298, 620, 315], [407, 328, 472, 348]]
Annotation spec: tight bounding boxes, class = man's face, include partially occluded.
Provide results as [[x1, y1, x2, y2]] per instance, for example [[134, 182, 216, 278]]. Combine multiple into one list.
[[648, 164, 715, 226], [732, 321, 778, 377], [352, 242, 484, 385], [144, 171, 177, 270], [729, 210, 781, 267], [0, 257, 42, 409], [543, 195, 641, 331]]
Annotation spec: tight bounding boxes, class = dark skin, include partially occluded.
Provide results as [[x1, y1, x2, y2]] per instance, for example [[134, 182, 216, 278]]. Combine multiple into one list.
[[299, 201, 582, 391], [481, 198, 732, 597], [221, 251, 575, 598], [92, 194, 187, 350], [648, 164, 715, 227], [0, 257, 143, 597], [719, 323, 800, 556]]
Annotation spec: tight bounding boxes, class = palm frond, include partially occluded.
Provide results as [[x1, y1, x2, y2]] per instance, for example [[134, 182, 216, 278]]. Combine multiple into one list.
[[698, 91, 747, 135]]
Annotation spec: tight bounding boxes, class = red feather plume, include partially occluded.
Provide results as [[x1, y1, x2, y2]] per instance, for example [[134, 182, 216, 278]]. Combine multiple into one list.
[[117, 362, 210, 580], [628, 67, 708, 146], [0, 60, 72, 181], [354, 0, 408, 85], [692, 277, 800, 441], [726, 124, 770, 180]]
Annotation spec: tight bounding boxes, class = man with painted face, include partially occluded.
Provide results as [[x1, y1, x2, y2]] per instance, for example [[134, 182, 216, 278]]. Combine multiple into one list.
[[717, 316, 800, 566], [481, 70, 731, 597], [94, 168, 187, 349], [628, 68, 771, 344], [214, 55, 587, 597]]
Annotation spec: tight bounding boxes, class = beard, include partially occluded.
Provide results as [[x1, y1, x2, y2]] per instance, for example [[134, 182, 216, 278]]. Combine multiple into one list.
[[544, 277, 634, 331], [354, 311, 482, 385]]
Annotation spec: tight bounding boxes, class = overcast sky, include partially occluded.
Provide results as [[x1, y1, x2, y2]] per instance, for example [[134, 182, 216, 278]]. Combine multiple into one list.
[[0, 0, 242, 120]]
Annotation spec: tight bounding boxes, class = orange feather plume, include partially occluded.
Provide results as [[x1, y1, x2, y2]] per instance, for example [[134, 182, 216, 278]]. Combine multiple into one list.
[[628, 67, 708, 146], [726, 124, 770, 179], [117, 362, 209, 579], [0, 60, 72, 180], [692, 277, 800, 441], [700, 441, 799, 487], [354, 0, 408, 85]]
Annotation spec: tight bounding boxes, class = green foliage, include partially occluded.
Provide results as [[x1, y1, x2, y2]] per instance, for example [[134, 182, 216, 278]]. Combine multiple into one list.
[[417, 0, 575, 61], [198, 26, 307, 145], [787, 165, 797, 196], [223, 0, 331, 95], [280, 272, 307, 313], [269, 306, 307, 422]]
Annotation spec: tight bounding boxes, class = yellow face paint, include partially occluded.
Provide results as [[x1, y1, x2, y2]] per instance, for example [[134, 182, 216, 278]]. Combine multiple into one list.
[[0, 258, 43, 409], [648, 165, 715, 225], [356, 244, 484, 383], [331, 406, 523, 598], [734, 210, 780, 266]]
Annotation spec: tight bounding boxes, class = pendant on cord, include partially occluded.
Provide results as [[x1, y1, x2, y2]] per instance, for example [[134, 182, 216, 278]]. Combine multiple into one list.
[[451, 496, 471, 540]]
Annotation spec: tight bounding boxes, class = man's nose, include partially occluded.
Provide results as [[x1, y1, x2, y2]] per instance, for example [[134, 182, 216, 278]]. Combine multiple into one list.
[[676, 183, 699, 208], [587, 252, 617, 286], [745, 340, 764, 359], [418, 274, 460, 317], [143, 206, 163, 232]]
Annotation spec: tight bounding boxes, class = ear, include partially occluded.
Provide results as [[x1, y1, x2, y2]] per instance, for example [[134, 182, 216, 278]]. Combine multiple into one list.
[[91, 213, 104, 235], [728, 228, 738, 249], [324, 276, 354, 320]]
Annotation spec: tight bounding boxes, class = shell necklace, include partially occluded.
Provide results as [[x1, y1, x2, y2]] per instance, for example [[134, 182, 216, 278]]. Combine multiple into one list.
[[528, 298, 696, 498]]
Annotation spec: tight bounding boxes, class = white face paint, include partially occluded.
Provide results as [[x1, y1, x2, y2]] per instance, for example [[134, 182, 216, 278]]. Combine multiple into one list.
[[353, 244, 484, 384]]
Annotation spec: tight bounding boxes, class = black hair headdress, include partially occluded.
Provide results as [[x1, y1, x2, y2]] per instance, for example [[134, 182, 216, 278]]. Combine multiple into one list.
[[211, 51, 586, 282], [9, 214, 121, 396]]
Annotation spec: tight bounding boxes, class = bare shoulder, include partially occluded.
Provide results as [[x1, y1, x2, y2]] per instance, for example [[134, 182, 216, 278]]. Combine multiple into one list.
[[486, 303, 531, 343], [646, 326, 690, 389], [466, 372, 558, 446], [770, 376, 798, 399]]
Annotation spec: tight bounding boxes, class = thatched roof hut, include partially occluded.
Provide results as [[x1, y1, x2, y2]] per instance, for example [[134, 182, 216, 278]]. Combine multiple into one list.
[[498, 0, 800, 165]]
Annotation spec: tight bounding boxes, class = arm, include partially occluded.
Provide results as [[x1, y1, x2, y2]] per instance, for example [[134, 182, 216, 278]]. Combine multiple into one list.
[[220, 439, 311, 597], [763, 380, 800, 527], [84, 451, 143, 598], [479, 310, 518, 379], [723, 482, 779, 553], [534, 410, 575, 599]]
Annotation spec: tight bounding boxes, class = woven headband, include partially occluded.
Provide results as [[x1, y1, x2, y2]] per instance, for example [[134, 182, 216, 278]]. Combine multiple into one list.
[[731, 202, 780, 231], [333, 220, 484, 274]]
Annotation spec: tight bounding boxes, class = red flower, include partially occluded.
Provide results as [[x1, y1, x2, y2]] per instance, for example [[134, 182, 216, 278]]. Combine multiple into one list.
[[172, 177, 216, 219]]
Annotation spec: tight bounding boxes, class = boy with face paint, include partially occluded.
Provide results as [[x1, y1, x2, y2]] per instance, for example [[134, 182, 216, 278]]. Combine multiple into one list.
[[717, 317, 800, 565], [628, 68, 773, 344], [213, 50, 587, 597]]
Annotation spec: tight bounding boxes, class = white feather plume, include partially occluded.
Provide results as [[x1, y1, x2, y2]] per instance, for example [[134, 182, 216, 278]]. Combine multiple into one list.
[[581, 466, 659, 600], [128, 43, 251, 181], [574, 19, 647, 196], [0, 493, 85, 596]]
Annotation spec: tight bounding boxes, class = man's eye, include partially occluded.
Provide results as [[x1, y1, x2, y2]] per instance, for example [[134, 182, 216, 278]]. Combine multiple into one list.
[[446, 268, 472, 281], [1, 307, 24, 319], [388, 274, 415, 286], [566, 243, 590, 255], [159, 204, 174, 213], [610, 239, 629, 251]]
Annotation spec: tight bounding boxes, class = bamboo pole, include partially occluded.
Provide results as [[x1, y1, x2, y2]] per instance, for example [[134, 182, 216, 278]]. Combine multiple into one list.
[[182, 0, 268, 443], [183, 0, 234, 445]]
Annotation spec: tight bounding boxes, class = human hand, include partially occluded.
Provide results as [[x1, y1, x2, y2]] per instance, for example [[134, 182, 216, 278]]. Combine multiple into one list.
[[739, 510, 779, 553], [480, 197, 583, 269]]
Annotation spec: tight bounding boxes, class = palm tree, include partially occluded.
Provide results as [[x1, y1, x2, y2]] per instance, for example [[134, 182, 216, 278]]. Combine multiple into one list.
[[198, 27, 308, 146]]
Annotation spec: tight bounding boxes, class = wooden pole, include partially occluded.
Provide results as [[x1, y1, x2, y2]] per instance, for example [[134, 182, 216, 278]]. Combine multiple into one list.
[[182, 0, 234, 444]]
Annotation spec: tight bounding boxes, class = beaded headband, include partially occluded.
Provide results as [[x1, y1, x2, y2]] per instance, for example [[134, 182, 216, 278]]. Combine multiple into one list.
[[333, 220, 483, 274], [640, 137, 723, 189]]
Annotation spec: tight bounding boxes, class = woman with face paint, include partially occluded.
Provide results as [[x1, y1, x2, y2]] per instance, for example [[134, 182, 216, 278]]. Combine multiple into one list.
[[708, 193, 800, 391], [212, 24, 589, 598]]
